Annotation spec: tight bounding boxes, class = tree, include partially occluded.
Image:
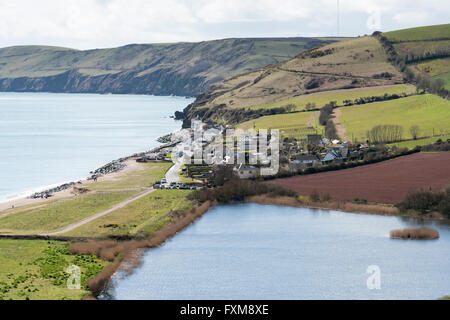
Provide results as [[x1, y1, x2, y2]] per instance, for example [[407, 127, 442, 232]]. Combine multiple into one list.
[[367, 125, 403, 144], [325, 120, 338, 140], [409, 125, 420, 140], [431, 79, 445, 93], [212, 165, 236, 186]]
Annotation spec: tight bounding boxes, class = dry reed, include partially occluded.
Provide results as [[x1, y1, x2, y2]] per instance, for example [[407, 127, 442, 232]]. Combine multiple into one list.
[[246, 195, 400, 216], [69, 200, 215, 297], [390, 228, 440, 240]]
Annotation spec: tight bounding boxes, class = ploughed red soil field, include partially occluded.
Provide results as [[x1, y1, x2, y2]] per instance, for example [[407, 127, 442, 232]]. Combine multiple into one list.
[[267, 152, 450, 204]]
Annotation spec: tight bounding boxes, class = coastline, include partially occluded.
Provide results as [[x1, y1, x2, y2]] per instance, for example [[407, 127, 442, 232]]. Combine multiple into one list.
[[0, 138, 178, 213], [1, 129, 447, 298]]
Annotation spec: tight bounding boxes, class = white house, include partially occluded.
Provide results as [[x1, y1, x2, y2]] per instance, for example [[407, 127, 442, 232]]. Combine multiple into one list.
[[234, 164, 260, 179]]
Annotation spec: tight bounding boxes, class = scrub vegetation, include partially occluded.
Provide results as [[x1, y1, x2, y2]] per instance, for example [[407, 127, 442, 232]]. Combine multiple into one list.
[[0, 239, 108, 300]]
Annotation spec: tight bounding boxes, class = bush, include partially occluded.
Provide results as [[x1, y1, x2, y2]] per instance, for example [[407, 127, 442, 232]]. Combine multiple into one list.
[[310, 190, 320, 202], [397, 186, 450, 217], [189, 179, 297, 203]]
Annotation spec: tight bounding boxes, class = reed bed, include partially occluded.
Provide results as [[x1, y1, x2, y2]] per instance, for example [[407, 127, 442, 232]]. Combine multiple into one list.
[[70, 200, 216, 298], [246, 195, 400, 216], [390, 228, 440, 240]]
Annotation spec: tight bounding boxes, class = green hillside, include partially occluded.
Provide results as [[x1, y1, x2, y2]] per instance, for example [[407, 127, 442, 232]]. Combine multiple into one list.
[[384, 24, 450, 91], [0, 37, 340, 96], [384, 24, 450, 42], [247, 84, 415, 111], [338, 94, 450, 142]]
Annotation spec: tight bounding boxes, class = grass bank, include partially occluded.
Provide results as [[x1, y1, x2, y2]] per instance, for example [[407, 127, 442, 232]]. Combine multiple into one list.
[[246, 195, 400, 216], [62, 190, 194, 238], [0, 191, 137, 235]]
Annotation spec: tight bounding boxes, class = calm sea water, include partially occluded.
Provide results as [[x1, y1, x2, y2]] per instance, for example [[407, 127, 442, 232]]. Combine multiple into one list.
[[108, 204, 450, 300], [0, 92, 193, 202]]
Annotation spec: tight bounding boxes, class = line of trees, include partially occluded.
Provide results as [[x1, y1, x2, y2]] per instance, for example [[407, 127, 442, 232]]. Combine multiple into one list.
[[415, 74, 448, 98], [319, 101, 337, 125], [367, 125, 403, 144], [318, 101, 339, 140], [342, 93, 406, 106]]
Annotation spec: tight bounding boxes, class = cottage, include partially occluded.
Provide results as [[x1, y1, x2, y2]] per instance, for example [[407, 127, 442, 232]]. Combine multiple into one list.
[[292, 155, 321, 167], [288, 155, 321, 172], [234, 164, 260, 179]]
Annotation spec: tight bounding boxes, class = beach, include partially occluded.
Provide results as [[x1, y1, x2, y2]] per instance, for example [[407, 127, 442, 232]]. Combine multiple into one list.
[[0, 157, 145, 213]]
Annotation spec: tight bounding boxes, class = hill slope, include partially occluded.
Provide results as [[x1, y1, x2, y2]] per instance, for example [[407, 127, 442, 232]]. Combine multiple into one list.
[[183, 36, 404, 123], [182, 24, 449, 126], [0, 38, 341, 96], [384, 24, 450, 90]]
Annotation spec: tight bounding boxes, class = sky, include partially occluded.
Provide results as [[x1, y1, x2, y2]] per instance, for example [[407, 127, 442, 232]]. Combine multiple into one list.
[[0, 0, 448, 50]]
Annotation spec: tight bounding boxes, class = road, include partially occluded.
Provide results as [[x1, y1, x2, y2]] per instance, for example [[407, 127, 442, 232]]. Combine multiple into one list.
[[165, 160, 182, 183], [41, 188, 156, 236]]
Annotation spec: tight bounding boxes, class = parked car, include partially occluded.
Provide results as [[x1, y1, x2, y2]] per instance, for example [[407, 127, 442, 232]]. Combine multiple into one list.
[[161, 178, 167, 184]]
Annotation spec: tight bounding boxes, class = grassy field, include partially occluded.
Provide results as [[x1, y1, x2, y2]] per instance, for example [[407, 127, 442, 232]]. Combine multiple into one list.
[[63, 190, 193, 238], [247, 84, 415, 111], [338, 94, 450, 142], [0, 191, 137, 235], [84, 161, 171, 191], [0, 239, 108, 300], [239, 110, 321, 140], [387, 134, 450, 149], [384, 24, 450, 42]]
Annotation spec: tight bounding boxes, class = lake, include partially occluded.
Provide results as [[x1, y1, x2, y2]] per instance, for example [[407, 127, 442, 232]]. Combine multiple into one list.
[[0, 92, 193, 202], [108, 203, 450, 300]]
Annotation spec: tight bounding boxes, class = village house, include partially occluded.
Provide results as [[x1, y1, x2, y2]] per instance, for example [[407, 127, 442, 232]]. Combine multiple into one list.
[[289, 154, 321, 171], [234, 164, 260, 179], [322, 146, 349, 163]]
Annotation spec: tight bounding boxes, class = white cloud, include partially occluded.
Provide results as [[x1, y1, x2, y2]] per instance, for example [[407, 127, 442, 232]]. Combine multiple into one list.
[[0, 0, 447, 49]]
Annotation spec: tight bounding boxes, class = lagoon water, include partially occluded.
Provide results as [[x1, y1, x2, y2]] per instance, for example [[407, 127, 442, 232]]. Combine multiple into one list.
[[0, 92, 193, 202], [109, 204, 450, 300]]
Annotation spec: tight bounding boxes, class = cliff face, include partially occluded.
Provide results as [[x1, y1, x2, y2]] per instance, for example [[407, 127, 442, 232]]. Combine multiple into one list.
[[0, 38, 339, 96], [0, 69, 206, 96]]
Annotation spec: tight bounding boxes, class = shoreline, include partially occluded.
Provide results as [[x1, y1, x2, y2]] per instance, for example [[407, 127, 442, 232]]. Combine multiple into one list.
[[87, 193, 448, 299], [0, 139, 179, 213]]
